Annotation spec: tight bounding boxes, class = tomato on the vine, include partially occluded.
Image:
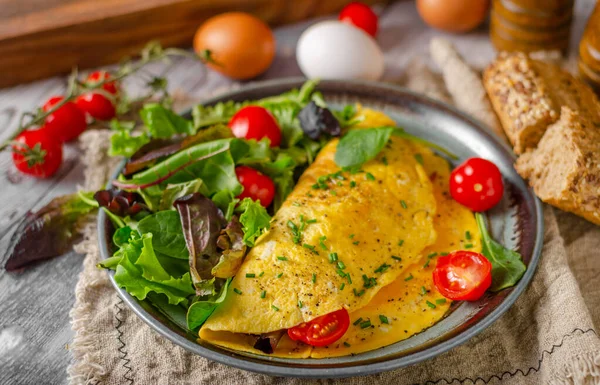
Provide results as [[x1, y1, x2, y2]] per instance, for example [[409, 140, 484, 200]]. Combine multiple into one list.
[[288, 308, 350, 347], [433, 250, 492, 302], [339, 2, 379, 37], [86, 70, 119, 95], [228, 106, 281, 147], [41, 96, 87, 143], [76, 93, 116, 121], [235, 166, 275, 207], [449, 158, 504, 212], [12, 130, 63, 178]]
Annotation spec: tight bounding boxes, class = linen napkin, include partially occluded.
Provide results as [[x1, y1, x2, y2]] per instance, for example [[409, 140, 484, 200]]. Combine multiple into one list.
[[67, 50, 600, 385]]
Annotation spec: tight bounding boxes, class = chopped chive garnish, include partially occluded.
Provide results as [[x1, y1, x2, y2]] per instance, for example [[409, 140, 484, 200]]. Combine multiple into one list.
[[337, 261, 346, 269], [365, 172, 375, 181], [353, 288, 365, 297], [277, 272, 283, 278], [292, 202, 302, 207], [272, 305, 280, 311], [245, 273, 256, 278], [311, 183, 319, 190], [306, 218, 317, 224], [349, 234, 355, 239], [336, 269, 347, 278], [435, 298, 447, 305], [359, 320, 372, 329], [465, 231, 472, 240], [298, 300, 303, 308], [329, 252, 339, 263], [427, 252, 438, 258], [400, 200, 407, 209], [423, 259, 431, 268], [260, 290, 266, 299], [233, 288, 242, 295], [374, 263, 391, 273], [421, 286, 428, 295], [337, 182, 343, 187], [343, 342, 351, 347], [350, 180, 357, 188], [340, 283, 346, 290], [306, 193, 313, 197], [398, 240, 404, 246], [440, 252, 449, 256], [303, 244, 315, 251], [259, 271, 265, 277], [330, 190, 337, 196], [312, 273, 317, 283], [414, 153, 424, 165], [381, 156, 388, 165], [319, 237, 328, 250], [287, 220, 298, 231], [353, 317, 363, 326], [392, 255, 402, 261], [404, 274, 414, 281], [353, 241, 359, 245], [379, 315, 389, 324], [362, 275, 377, 288], [346, 274, 352, 284], [277, 256, 288, 261], [426, 300, 436, 309], [465, 243, 474, 249]]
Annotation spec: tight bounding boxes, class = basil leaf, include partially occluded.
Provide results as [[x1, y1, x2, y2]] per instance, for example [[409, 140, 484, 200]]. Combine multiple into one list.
[[476, 213, 527, 291], [140, 103, 194, 138], [236, 198, 272, 247], [334, 127, 394, 168], [137, 211, 189, 260], [186, 278, 231, 331]]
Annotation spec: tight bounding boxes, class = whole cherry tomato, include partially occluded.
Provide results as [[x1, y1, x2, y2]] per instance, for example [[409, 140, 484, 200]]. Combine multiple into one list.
[[433, 250, 492, 301], [86, 70, 119, 95], [76, 93, 116, 121], [41, 96, 87, 143], [12, 129, 63, 178], [288, 308, 350, 347], [449, 158, 504, 212], [339, 2, 379, 37], [229, 106, 281, 147], [235, 166, 276, 207]]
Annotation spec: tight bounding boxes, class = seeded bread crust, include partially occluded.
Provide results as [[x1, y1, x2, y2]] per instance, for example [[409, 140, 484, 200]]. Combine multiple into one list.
[[515, 107, 600, 225]]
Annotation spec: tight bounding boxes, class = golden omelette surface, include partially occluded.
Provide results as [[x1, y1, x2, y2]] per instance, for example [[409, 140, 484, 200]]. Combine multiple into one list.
[[201, 139, 437, 335]]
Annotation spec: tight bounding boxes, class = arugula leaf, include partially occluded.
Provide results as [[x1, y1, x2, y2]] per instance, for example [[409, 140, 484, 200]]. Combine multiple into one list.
[[334, 127, 394, 168], [236, 198, 272, 247], [476, 213, 527, 292], [186, 278, 231, 331], [140, 103, 194, 138], [109, 129, 150, 157], [137, 211, 189, 260]]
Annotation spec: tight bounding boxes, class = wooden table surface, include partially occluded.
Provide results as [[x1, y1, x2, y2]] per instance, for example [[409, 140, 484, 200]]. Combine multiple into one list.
[[0, 1, 595, 384]]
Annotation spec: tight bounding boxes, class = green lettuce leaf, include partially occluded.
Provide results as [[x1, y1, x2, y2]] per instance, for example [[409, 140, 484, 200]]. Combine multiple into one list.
[[109, 129, 151, 157], [159, 179, 208, 211], [140, 103, 194, 138], [186, 278, 231, 331], [192, 101, 243, 128], [236, 198, 272, 247], [137, 211, 189, 259]]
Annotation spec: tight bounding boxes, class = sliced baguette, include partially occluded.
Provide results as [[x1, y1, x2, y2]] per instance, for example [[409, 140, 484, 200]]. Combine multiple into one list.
[[515, 107, 600, 225]]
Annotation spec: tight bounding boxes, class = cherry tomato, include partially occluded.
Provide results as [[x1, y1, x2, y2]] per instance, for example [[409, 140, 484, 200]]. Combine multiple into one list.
[[41, 96, 87, 143], [235, 166, 275, 207], [12, 129, 63, 178], [449, 158, 504, 212], [339, 2, 379, 37], [76, 93, 116, 121], [86, 70, 119, 95], [228, 106, 281, 147], [288, 308, 350, 347], [433, 250, 492, 301]]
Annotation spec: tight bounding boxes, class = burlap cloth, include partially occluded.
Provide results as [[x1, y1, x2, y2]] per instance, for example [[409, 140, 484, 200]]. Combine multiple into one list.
[[67, 51, 600, 385]]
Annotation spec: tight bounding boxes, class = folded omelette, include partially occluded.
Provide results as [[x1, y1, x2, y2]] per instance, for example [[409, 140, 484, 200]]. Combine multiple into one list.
[[200, 107, 480, 358]]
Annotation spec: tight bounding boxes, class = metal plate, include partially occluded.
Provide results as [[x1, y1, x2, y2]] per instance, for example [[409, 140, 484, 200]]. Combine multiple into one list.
[[98, 78, 544, 378]]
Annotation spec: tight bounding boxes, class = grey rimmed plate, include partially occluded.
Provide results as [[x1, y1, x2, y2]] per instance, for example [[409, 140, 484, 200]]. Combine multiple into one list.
[[98, 78, 543, 378]]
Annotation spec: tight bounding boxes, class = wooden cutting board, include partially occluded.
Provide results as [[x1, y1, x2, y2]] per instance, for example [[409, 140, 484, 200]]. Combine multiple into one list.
[[0, 0, 387, 88]]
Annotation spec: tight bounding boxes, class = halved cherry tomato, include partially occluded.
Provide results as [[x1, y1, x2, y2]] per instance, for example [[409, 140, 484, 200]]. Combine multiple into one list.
[[86, 70, 119, 95], [433, 250, 492, 301], [339, 2, 379, 37], [235, 166, 275, 207], [76, 93, 116, 121], [12, 129, 63, 178], [41, 96, 87, 143], [228, 106, 281, 147], [288, 308, 350, 347], [449, 157, 504, 212]]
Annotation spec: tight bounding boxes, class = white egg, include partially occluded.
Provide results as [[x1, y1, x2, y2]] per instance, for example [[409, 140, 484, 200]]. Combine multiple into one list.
[[296, 21, 384, 81]]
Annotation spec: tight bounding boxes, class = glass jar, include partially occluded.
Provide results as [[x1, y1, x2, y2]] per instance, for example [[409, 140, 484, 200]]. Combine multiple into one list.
[[579, 2, 600, 92], [490, 0, 574, 54]]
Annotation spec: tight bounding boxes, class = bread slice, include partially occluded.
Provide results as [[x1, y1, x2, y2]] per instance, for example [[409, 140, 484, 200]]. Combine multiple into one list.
[[515, 107, 600, 225], [483, 53, 600, 154]]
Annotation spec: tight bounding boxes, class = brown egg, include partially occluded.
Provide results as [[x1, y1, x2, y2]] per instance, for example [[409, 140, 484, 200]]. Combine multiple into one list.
[[416, 0, 490, 33], [194, 12, 276, 80]]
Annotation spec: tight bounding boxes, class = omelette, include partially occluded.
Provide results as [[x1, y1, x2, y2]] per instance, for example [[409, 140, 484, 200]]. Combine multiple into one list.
[[199, 107, 480, 357]]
